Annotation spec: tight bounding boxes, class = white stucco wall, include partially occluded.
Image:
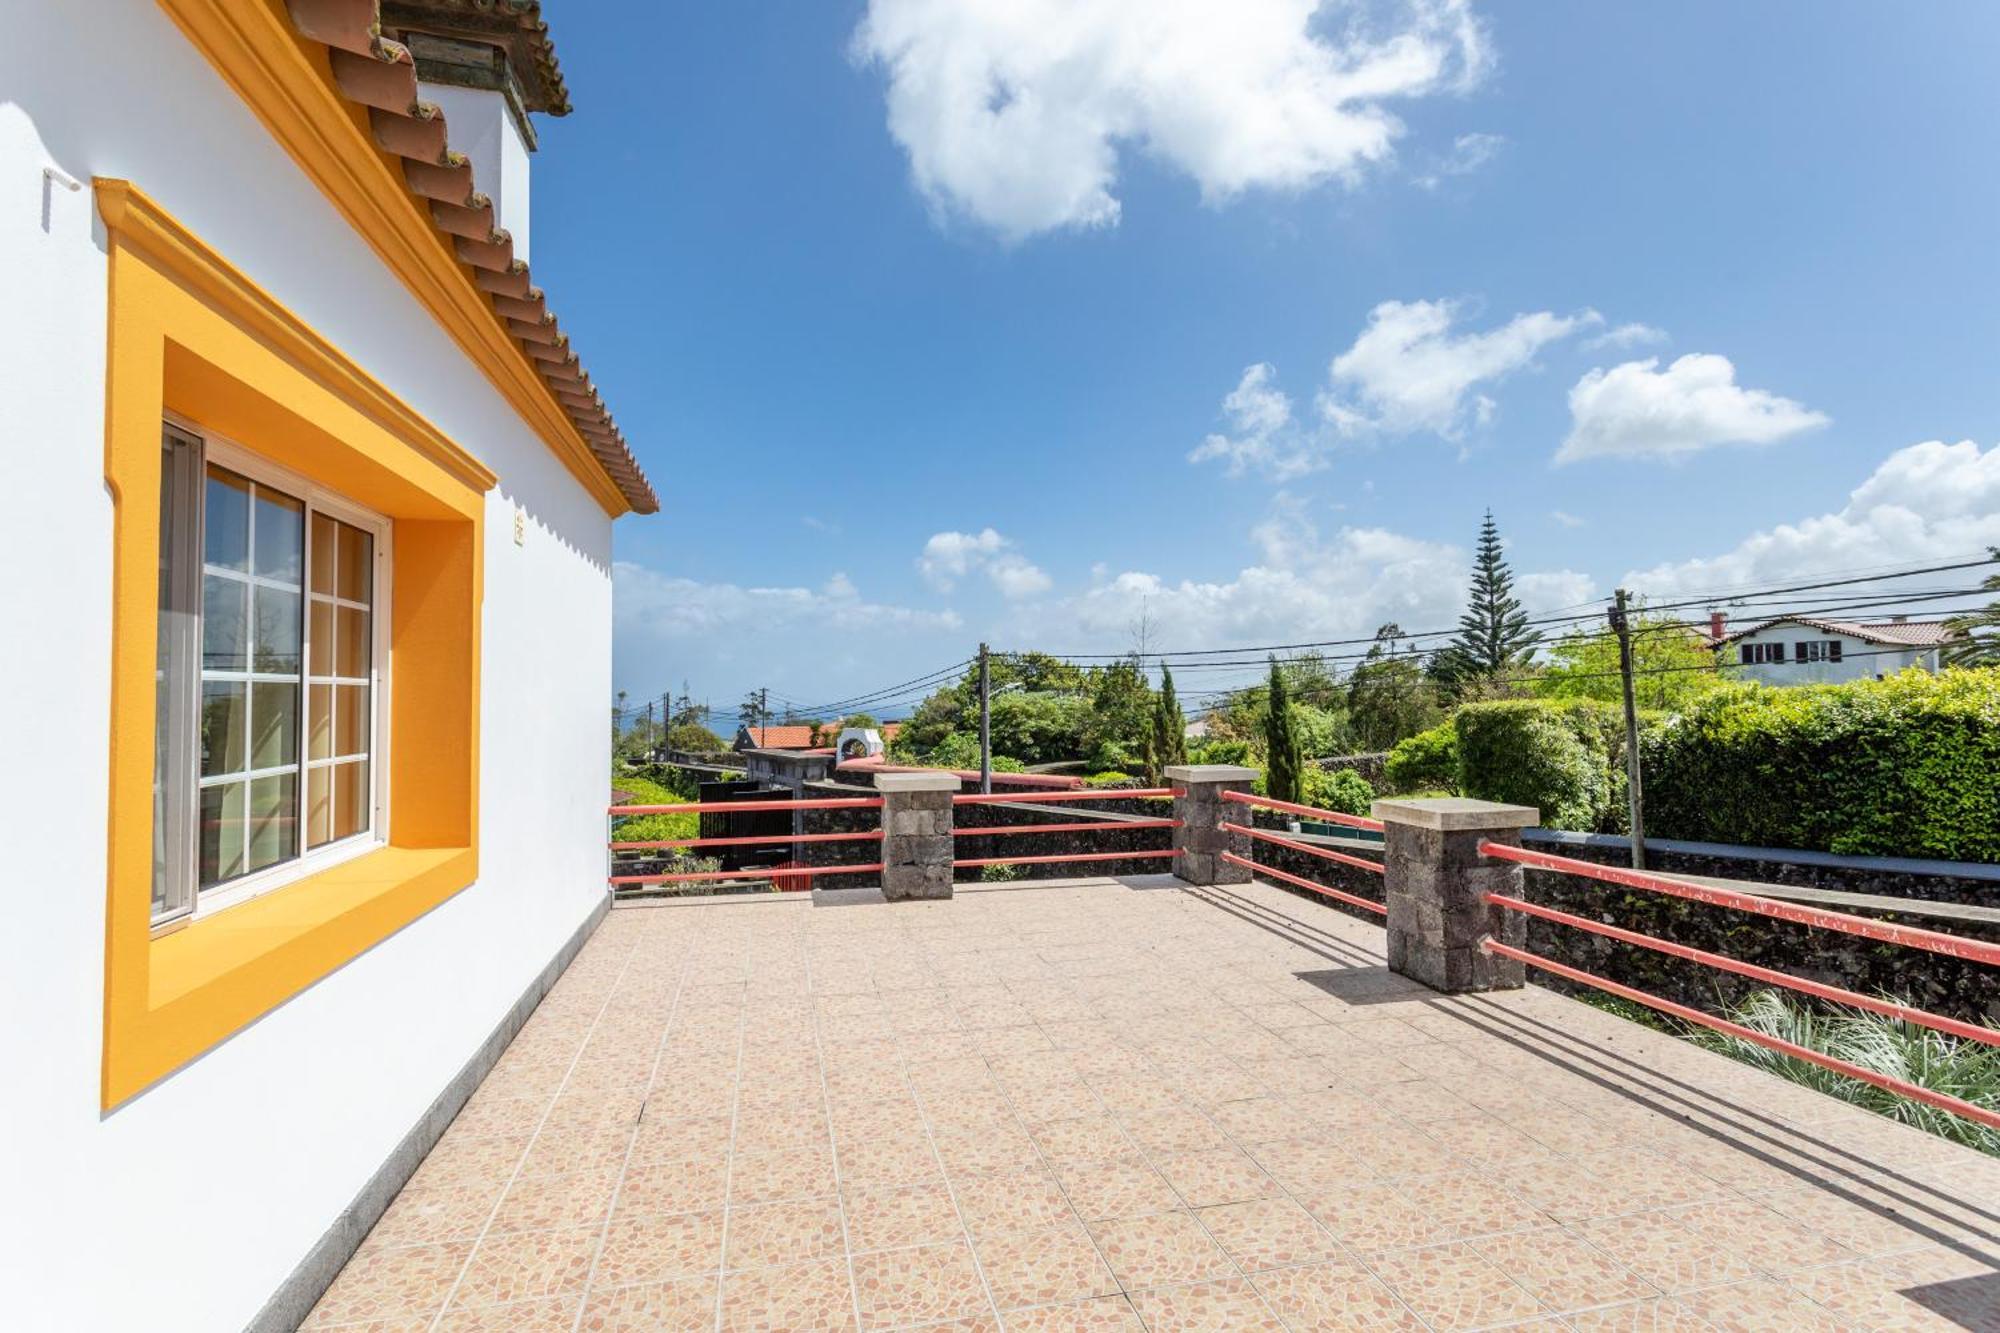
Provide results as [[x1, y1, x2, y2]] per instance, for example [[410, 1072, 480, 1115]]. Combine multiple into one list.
[[1730, 628, 1937, 686], [0, 4, 616, 1328]]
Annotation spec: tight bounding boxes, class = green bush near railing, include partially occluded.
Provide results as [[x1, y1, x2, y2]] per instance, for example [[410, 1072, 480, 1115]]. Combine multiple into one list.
[[1642, 669, 2000, 862], [1691, 989, 2000, 1156]]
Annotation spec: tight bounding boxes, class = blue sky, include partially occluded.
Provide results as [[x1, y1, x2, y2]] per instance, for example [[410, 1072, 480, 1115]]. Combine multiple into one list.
[[528, 2, 2000, 721]]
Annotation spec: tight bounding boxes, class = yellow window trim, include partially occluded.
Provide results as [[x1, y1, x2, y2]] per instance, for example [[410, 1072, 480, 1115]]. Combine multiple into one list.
[[152, 0, 633, 519], [101, 180, 486, 1111]]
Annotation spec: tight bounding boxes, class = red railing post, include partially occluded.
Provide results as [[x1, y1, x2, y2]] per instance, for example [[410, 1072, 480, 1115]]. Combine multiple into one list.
[[1166, 764, 1258, 885], [878, 772, 958, 901], [1376, 797, 1539, 993]]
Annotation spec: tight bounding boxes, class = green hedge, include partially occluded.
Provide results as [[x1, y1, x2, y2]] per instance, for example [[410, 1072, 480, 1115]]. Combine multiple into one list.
[[1642, 670, 2000, 861], [1454, 701, 1612, 831], [1385, 724, 1458, 794], [1304, 767, 1375, 816]]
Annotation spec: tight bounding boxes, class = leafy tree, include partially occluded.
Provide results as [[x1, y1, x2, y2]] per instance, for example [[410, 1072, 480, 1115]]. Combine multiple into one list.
[[1535, 614, 1724, 710], [1083, 656, 1153, 763], [1152, 665, 1188, 778], [1263, 656, 1304, 803], [1347, 625, 1445, 751], [1945, 548, 2000, 666], [987, 691, 1093, 765], [1434, 511, 1540, 688], [667, 722, 726, 752]]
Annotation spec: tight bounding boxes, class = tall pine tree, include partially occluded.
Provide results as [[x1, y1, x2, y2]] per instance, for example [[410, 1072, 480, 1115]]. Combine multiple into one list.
[[1435, 510, 1539, 686], [1152, 665, 1188, 776], [1263, 656, 1303, 803]]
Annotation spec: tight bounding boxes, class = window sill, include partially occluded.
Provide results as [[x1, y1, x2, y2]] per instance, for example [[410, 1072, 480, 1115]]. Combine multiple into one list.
[[109, 844, 476, 1108]]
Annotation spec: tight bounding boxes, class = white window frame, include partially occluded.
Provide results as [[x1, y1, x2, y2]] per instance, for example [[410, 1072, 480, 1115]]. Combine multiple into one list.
[[156, 413, 394, 926]]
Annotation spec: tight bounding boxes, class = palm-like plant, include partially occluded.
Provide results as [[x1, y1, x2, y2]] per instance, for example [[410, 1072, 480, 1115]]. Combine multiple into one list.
[[1691, 989, 2000, 1155], [1944, 546, 2000, 666]]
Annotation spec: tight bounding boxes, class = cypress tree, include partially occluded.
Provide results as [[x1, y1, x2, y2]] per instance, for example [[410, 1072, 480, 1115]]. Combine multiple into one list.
[[1436, 510, 1540, 685], [1152, 665, 1188, 774], [1263, 656, 1303, 803]]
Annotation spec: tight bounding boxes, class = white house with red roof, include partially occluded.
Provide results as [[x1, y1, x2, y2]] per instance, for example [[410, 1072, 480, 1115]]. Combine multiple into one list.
[[1717, 614, 1962, 685]]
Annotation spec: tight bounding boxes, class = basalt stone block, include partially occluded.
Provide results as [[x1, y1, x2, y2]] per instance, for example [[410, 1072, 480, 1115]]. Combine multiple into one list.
[[1375, 798, 1538, 994]]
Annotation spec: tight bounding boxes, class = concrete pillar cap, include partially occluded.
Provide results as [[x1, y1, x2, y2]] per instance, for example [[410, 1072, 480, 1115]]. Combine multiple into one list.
[[1164, 764, 1258, 783], [1372, 797, 1539, 831], [874, 772, 963, 793]]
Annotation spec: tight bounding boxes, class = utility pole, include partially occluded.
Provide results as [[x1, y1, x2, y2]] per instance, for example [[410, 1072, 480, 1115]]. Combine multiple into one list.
[[1610, 588, 1646, 869], [978, 643, 992, 795]]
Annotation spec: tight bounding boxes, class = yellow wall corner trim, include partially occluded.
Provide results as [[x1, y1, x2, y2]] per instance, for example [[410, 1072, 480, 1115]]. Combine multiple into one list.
[[99, 183, 485, 1110], [152, 0, 634, 517], [96, 179, 497, 498]]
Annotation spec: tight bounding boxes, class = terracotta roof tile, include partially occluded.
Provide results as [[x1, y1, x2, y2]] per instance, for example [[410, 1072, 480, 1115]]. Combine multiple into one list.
[[282, 0, 656, 513], [1727, 615, 1961, 648]]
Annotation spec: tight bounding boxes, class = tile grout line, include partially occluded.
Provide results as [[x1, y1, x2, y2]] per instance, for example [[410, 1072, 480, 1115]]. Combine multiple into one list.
[[800, 923, 870, 1333], [421, 924, 648, 1332], [566, 916, 698, 1333], [708, 943, 752, 1332]]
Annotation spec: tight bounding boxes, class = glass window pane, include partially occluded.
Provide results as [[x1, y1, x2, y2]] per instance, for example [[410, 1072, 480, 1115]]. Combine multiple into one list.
[[310, 513, 337, 596], [307, 765, 333, 849], [253, 486, 303, 584], [247, 773, 298, 872], [199, 781, 246, 886], [338, 522, 372, 604], [334, 760, 370, 841], [250, 681, 298, 771], [202, 575, 247, 671], [201, 681, 246, 777], [203, 466, 250, 571], [253, 585, 302, 673], [336, 606, 370, 678], [309, 599, 333, 677], [309, 684, 333, 760], [334, 684, 369, 757]]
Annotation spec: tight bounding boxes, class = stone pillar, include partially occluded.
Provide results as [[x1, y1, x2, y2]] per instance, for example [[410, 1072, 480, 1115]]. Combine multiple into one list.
[[877, 772, 958, 901], [1166, 764, 1258, 886], [1374, 797, 1539, 993]]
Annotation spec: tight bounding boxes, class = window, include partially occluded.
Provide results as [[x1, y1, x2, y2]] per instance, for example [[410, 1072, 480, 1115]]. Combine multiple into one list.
[[1794, 640, 1839, 664], [1740, 642, 1785, 665], [153, 422, 388, 924]]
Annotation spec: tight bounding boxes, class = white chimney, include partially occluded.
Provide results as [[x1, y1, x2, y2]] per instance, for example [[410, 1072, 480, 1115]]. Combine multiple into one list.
[[415, 79, 533, 262]]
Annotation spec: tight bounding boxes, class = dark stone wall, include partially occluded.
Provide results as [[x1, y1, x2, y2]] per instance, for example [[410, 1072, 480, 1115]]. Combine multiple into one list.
[[1313, 751, 1389, 787]]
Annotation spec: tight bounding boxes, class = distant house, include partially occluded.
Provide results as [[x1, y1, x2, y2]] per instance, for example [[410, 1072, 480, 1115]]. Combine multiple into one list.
[[1715, 614, 1960, 685], [735, 720, 902, 751]]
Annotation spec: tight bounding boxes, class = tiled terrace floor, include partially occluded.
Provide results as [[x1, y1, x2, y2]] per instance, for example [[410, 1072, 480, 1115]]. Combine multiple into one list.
[[308, 876, 2000, 1332]]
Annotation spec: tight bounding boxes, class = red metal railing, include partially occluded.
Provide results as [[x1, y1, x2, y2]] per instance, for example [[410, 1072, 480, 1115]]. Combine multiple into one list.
[[611, 864, 883, 887], [952, 788, 1175, 805], [1222, 789, 1386, 833], [1219, 851, 1387, 915], [1481, 841, 2000, 968], [1222, 821, 1385, 876], [612, 830, 884, 851], [953, 820, 1179, 837], [610, 796, 884, 815], [1476, 840, 2000, 1131], [953, 849, 1179, 870]]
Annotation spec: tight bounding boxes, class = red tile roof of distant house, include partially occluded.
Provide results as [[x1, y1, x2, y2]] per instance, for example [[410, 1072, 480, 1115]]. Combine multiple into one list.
[[740, 720, 904, 750], [1724, 616, 1961, 648]]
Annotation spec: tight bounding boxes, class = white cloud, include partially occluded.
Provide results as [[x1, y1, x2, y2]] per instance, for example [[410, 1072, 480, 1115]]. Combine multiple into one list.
[[1558, 353, 1829, 464], [1583, 321, 1667, 352], [1549, 509, 1586, 529], [919, 527, 1052, 597], [1412, 130, 1505, 189], [615, 562, 959, 638], [1622, 439, 2000, 599], [1006, 497, 1589, 661], [1321, 298, 1597, 440], [1187, 363, 1325, 479], [852, 0, 1492, 241], [1517, 569, 1599, 613]]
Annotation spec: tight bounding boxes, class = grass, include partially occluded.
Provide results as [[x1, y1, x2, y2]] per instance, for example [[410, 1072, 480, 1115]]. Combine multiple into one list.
[[1687, 989, 2000, 1156]]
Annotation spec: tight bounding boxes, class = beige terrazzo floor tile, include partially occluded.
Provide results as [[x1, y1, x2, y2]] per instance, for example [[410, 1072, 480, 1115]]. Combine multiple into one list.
[[1471, 1225, 1661, 1314], [1085, 1210, 1235, 1291], [998, 1294, 1145, 1330], [972, 1222, 1119, 1311], [719, 1254, 858, 1331], [1368, 1240, 1552, 1333], [449, 1225, 600, 1309], [850, 1240, 993, 1329], [724, 1196, 846, 1270], [576, 1274, 717, 1332], [1250, 1259, 1426, 1331], [591, 1208, 725, 1289], [1194, 1196, 1343, 1273], [1124, 1277, 1287, 1332]]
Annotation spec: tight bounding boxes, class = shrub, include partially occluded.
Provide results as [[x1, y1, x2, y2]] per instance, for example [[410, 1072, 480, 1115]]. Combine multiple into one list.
[[1083, 770, 1133, 787], [1454, 701, 1608, 831], [1188, 738, 1252, 767], [1690, 989, 2000, 1156], [1304, 766, 1375, 816], [1384, 723, 1458, 795], [1642, 669, 2000, 860]]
